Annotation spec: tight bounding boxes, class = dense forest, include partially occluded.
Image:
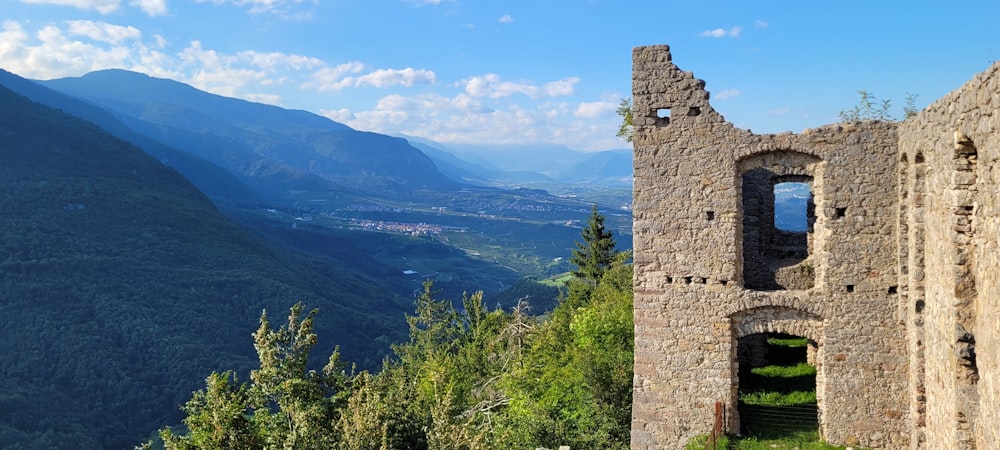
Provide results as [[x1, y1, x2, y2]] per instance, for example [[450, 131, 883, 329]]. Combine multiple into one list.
[[0, 84, 415, 449], [140, 208, 634, 450]]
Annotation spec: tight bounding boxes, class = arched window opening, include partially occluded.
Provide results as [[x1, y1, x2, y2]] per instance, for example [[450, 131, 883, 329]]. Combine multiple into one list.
[[742, 169, 816, 290]]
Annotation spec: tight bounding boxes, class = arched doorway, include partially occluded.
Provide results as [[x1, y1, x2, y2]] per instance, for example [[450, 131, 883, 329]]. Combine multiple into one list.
[[730, 306, 825, 440]]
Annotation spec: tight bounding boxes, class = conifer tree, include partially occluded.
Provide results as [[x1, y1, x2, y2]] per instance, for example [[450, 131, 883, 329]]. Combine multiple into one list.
[[570, 204, 618, 284]]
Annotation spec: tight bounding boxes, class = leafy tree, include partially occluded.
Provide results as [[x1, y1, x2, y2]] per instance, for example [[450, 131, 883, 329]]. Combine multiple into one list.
[[495, 253, 633, 450], [570, 204, 618, 284], [616, 98, 633, 143]]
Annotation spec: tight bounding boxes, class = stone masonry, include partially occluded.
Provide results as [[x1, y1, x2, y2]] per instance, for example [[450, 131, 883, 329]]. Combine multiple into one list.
[[630, 44, 1000, 449]]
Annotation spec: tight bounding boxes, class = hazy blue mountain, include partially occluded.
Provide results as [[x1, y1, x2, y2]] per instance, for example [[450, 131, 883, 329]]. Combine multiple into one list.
[[0, 69, 265, 207], [408, 138, 632, 186], [444, 143, 588, 178], [40, 70, 459, 198], [562, 149, 633, 186], [0, 85, 409, 449]]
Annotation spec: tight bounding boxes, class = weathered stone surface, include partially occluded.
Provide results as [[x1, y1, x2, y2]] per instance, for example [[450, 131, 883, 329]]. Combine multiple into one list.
[[631, 44, 1000, 449]]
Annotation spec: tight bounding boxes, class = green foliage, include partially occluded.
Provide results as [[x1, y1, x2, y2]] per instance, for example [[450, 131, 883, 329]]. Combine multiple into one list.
[[616, 98, 634, 143], [685, 433, 730, 450], [147, 253, 634, 449], [570, 204, 618, 284], [903, 92, 920, 119], [839, 90, 921, 122], [838, 90, 893, 122]]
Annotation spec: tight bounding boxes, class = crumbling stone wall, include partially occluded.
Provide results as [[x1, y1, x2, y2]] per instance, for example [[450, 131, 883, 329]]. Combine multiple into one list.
[[631, 45, 909, 449], [898, 60, 1000, 450], [631, 44, 1000, 449]]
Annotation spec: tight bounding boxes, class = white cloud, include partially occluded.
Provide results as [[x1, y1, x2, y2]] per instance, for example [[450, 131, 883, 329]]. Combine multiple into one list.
[[319, 108, 355, 123], [499, 14, 513, 24], [20, 0, 122, 14], [66, 21, 142, 45], [714, 88, 741, 100], [405, 0, 454, 5], [699, 26, 742, 38], [574, 100, 616, 118], [130, 0, 168, 15], [545, 77, 578, 97], [463, 74, 578, 99], [196, 0, 316, 18], [243, 92, 283, 105], [755, 20, 769, 28], [353, 67, 437, 88]]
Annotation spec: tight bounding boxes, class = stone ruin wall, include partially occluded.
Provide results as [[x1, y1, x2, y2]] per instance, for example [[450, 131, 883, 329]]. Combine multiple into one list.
[[630, 45, 909, 449], [631, 44, 1000, 449], [898, 60, 1000, 450]]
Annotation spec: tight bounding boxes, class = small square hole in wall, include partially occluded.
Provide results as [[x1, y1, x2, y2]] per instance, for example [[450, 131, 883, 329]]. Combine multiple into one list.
[[845, 285, 855, 293], [666, 276, 674, 284], [687, 106, 701, 117], [720, 280, 729, 286], [683, 276, 692, 284], [888, 286, 898, 294], [706, 211, 715, 221], [656, 108, 671, 119], [835, 207, 847, 218]]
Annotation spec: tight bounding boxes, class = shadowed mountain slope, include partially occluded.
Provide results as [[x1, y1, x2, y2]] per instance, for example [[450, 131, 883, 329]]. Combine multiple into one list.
[[0, 84, 408, 449]]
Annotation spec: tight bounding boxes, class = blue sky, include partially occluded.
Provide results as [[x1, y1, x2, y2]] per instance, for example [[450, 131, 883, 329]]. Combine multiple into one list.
[[3, 1, 999, 151]]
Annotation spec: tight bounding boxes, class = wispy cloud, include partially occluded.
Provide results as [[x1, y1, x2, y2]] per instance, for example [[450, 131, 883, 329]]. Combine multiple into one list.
[[714, 88, 741, 100], [499, 14, 513, 24], [66, 21, 142, 45], [21, 0, 168, 15], [21, 0, 118, 14], [130, 0, 167, 15], [195, 0, 317, 18], [755, 20, 769, 29], [574, 100, 616, 118], [463, 74, 578, 99], [699, 26, 742, 38], [405, 0, 454, 5], [304, 64, 436, 92]]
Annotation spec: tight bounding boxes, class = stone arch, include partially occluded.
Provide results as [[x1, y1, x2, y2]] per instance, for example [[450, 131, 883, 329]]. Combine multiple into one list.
[[729, 305, 827, 439], [737, 150, 824, 290], [731, 305, 823, 342]]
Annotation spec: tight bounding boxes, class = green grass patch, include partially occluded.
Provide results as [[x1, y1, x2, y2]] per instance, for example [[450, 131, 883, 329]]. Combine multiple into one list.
[[540, 271, 575, 287], [767, 336, 808, 347], [688, 432, 859, 450], [740, 390, 816, 406], [752, 362, 816, 378]]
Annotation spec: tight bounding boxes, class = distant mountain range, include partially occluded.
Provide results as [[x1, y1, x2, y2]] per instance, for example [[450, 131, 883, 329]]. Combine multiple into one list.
[[403, 135, 632, 187], [39, 69, 460, 201]]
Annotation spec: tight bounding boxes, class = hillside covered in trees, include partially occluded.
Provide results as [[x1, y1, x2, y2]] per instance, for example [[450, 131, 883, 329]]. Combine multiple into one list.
[[141, 208, 634, 450], [0, 83, 415, 449]]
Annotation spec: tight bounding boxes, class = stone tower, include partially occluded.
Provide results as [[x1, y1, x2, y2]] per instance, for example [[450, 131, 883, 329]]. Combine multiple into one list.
[[630, 44, 1000, 449]]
